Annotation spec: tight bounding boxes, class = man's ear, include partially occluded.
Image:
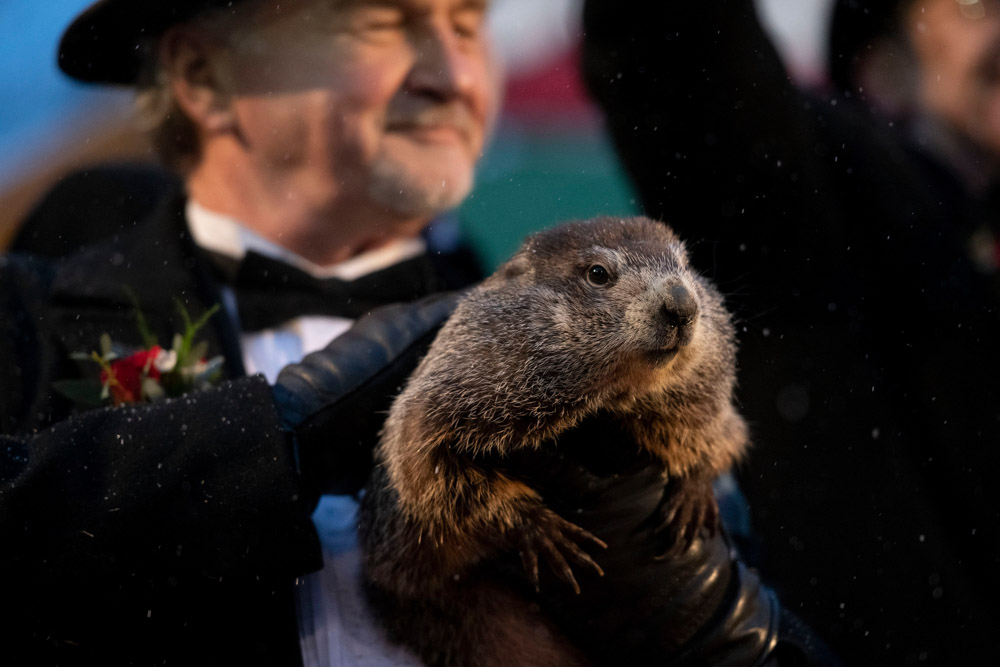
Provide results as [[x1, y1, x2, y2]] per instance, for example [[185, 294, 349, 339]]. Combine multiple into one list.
[[159, 26, 236, 135]]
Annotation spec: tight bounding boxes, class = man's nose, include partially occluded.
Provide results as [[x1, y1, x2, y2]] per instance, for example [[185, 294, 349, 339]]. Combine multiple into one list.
[[407, 22, 478, 100]]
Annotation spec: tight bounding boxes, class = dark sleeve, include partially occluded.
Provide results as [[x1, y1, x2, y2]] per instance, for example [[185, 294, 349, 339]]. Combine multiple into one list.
[[0, 378, 320, 580], [582, 1, 808, 241], [580, 0, 932, 298]]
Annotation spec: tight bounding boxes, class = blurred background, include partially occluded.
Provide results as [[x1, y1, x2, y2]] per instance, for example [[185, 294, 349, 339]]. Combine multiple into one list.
[[0, 0, 834, 268]]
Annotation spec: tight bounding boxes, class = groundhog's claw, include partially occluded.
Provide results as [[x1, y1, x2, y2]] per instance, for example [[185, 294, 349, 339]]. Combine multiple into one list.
[[651, 474, 719, 558], [519, 546, 541, 591], [517, 508, 606, 594]]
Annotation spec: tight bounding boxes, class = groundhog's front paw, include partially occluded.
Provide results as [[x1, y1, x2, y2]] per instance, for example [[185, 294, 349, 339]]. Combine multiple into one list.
[[516, 507, 607, 595], [651, 474, 719, 558]]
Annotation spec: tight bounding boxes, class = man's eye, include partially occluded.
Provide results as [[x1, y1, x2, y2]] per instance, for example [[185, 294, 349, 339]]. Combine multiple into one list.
[[354, 8, 406, 32], [452, 9, 485, 39]]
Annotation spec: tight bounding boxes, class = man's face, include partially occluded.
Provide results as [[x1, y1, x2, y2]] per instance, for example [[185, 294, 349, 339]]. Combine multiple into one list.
[[216, 0, 498, 219], [905, 0, 1000, 154]]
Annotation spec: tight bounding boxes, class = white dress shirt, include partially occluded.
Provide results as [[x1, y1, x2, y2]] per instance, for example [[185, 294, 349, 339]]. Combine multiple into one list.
[[187, 201, 424, 667]]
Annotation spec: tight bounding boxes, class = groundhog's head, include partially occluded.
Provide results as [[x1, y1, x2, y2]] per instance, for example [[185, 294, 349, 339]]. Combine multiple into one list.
[[477, 216, 736, 401], [402, 218, 745, 468], [406, 216, 744, 464]]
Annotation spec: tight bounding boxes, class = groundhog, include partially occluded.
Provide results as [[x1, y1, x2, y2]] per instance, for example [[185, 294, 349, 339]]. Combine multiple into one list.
[[358, 216, 749, 666]]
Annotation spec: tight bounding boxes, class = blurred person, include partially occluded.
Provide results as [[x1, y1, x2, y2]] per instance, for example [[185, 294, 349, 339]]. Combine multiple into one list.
[[582, 0, 1000, 663], [0, 0, 821, 664], [831, 0, 1000, 176]]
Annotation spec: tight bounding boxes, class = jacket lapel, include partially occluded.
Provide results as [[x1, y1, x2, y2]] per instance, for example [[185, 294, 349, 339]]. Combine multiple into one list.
[[48, 191, 246, 382]]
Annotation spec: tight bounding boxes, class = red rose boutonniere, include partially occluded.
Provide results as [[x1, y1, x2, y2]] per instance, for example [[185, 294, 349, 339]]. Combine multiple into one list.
[[55, 297, 224, 407]]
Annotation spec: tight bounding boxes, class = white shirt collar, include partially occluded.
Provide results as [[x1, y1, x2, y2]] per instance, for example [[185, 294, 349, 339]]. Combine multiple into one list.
[[186, 200, 427, 281]]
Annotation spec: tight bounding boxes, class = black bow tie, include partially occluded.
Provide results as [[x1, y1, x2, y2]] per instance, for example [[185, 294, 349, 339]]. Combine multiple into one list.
[[224, 250, 445, 331]]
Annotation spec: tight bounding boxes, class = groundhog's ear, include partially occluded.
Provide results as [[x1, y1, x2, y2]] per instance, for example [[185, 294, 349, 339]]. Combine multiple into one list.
[[499, 254, 531, 280]]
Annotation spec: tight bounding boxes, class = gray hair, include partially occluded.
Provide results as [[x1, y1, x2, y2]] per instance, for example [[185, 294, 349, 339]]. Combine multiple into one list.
[[134, 52, 201, 174], [131, 3, 255, 174]]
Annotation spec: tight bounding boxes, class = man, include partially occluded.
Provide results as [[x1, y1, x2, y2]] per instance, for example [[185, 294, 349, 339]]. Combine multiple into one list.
[[4, 1, 496, 664], [583, 0, 1000, 663], [0, 0, 815, 664]]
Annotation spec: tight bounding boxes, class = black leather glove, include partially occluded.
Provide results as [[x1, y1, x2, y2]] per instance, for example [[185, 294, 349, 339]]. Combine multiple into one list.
[[272, 292, 461, 499], [499, 414, 838, 666]]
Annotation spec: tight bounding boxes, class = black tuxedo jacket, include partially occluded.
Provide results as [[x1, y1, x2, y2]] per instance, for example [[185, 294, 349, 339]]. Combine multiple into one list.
[[0, 187, 472, 665]]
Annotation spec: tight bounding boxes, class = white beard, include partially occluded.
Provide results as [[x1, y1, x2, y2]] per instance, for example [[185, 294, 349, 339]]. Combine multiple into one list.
[[366, 154, 474, 218]]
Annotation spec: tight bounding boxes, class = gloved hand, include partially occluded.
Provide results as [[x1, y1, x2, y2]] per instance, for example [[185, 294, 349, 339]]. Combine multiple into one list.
[[498, 413, 838, 666], [272, 292, 462, 499]]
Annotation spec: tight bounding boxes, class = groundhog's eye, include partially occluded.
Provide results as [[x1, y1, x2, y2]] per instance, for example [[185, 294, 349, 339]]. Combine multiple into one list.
[[586, 264, 611, 286]]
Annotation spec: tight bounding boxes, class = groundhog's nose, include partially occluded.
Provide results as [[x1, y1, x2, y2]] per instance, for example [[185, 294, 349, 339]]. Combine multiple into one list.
[[659, 283, 698, 347]]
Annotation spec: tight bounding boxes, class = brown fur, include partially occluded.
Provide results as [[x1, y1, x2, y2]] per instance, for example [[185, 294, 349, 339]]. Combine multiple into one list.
[[358, 216, 748, 666]]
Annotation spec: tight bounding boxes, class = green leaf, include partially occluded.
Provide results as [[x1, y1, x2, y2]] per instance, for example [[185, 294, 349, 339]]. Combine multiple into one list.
[[189, 303, 220, 334], [174, 297, 194, 331], [189, 340, 209, 365], [123, 286, 158, 349], [52, 379, 107, 408], [172, 300, 220, 370], [171, 332, 185, 366]]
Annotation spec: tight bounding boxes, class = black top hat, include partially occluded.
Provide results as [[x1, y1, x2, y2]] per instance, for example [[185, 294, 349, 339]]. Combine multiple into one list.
[[827, 0, 908, 94], [58, 0, 248, 85]]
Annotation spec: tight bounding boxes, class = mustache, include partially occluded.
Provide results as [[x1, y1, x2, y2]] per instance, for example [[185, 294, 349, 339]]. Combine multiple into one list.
[[384, 103, 476, 135]]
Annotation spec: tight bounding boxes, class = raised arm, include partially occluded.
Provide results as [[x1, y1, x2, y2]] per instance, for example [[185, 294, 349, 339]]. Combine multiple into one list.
[[583, 1, 808, 238], [581, 0, 937, 297]]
